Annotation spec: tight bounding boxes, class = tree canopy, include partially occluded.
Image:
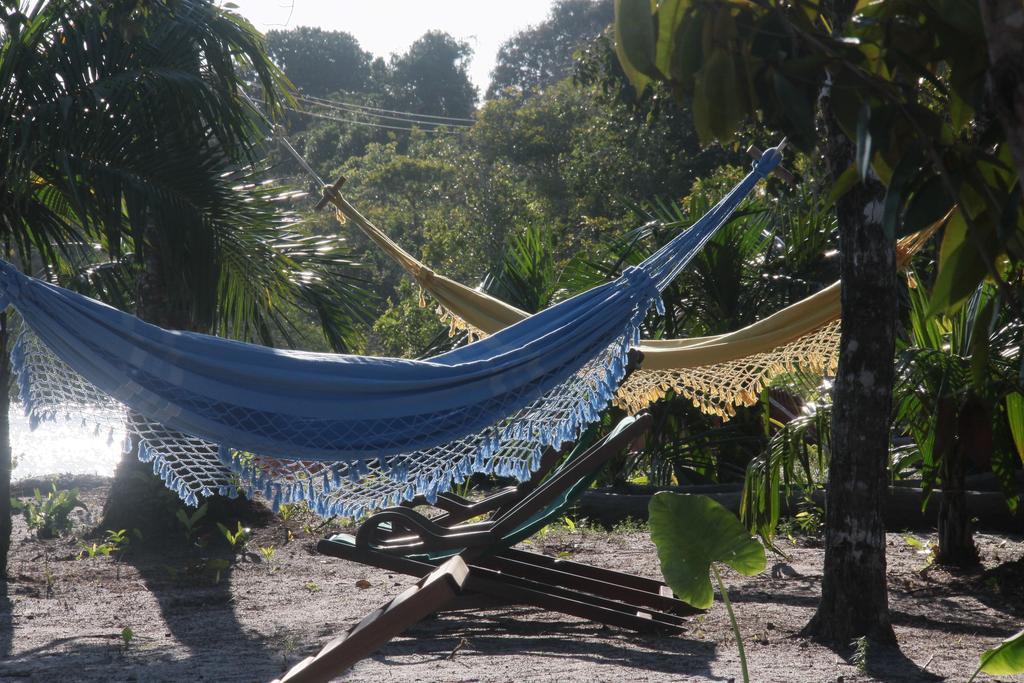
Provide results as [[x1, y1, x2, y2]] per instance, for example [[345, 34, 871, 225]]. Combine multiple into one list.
[[488, 0, 613, 98]]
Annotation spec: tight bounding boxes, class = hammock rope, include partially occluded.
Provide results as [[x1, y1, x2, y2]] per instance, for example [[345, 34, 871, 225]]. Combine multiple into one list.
[[1, 145, 784, 516]]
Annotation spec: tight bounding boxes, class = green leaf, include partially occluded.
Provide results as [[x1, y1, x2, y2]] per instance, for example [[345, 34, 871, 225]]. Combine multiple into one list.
[[648, 492, 766, 609], [773, 72, 816, 148], [903, 175, 952, 235], [1007, 393, 1024, 465], [614, 0, 660, 89], [930, 210, 989, 314], [702, 48, 744, 141], [655, 0, 690, 78], [978, 629, 1024, 676], [827, 164, 859, 208], [882, 149, 924, 241], [949, 91, 972, 131]]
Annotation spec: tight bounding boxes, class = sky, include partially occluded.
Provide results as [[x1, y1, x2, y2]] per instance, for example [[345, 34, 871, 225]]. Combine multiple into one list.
[[227, 0, 560, 94]]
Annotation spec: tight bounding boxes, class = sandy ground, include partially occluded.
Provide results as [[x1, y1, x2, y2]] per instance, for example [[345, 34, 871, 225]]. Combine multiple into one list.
[[1, 477, 1023, 682]]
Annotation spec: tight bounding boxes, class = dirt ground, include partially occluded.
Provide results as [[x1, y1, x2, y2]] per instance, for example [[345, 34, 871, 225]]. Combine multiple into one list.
[[1, 477, 1023, 682]]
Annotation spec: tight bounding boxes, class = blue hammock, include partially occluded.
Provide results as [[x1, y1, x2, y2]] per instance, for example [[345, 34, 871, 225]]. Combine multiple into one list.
[[0, 147, 781, 515]]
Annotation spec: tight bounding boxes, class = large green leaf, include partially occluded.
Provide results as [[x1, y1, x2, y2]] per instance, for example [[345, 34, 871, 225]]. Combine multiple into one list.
[[648, 492, 766, 609], [978, 629, 1024, 676], [930, 209, 991, 314], [1007, 393, 1024, 465], [614, 0, 660, 91], [654, 0, 690, 77]]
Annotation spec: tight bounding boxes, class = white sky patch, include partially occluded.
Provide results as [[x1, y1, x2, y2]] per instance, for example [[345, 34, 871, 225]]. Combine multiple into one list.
[[227, 0, 561, 95]]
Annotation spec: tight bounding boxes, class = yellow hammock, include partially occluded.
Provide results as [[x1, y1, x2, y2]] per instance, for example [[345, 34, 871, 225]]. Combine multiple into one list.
[[327, 189, 942, 419]]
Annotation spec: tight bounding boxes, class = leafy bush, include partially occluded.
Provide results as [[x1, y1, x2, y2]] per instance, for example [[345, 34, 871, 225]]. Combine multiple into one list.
[[13, 483, 85, 539]]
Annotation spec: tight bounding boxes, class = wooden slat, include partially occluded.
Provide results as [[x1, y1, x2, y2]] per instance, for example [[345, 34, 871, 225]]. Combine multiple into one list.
[[272, 556, 468, 683]]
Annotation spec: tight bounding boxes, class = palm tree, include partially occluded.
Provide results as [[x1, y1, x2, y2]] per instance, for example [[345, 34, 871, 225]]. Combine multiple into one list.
[[0, 0, 375, 557], [894, 279, 1023, 567]]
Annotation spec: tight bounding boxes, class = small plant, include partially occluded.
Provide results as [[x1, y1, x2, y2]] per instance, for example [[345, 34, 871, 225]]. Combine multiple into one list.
[[14, 483, 85, 539], [903, 534, 939, 570], [78, 529, 131, 560], [968, 628, 1024, 681], [304, 581, 321, 593], [42, 563, 56, 598], [216, 521, 251, 552], [176, 503, 208, 543], [649, 493, 766, 683], [258, 545, 276, 570], [850, 635, 870, 672], [278, 503, 299, 523], [793, 498, 824, 535], [120, 627, 134, 650], [205, 558, 231, 583]]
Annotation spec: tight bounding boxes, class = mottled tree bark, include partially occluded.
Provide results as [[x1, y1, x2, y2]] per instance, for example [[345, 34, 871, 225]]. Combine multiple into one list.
[[980, 0, 1024, 182], [802, 21, 897, 640]]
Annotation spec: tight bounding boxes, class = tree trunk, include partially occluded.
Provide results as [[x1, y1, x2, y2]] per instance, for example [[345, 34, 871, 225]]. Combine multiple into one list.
[[100, 226, 267, 536], [0, 312, 12, 577], [980, 0, 1024, 182], [801, 66, 897, 645], [936, 446, 978, 567], [935, 395, 985, 567], [100, 241, 194, 535]]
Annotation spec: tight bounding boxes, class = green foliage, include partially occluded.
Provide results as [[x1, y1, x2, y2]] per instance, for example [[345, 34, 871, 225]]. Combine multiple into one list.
[[742, 387, 831, 544], [648, 492, 766, 609], [78, 529, 130, 560], [216, 521, 252, 552], [612, 0, 1023, 316], [1006, 392, 1024, 464], [205, 558, 231, 584], [386, 31, 478, 119], [489, 0, 613, 98], [14, 484, 84, 539], [371, 280, 449, 357], [484, 224, 561, 313], [850, 636, 870, 673], [266, 27, 372, 97], [648, 492, 765, 683], [258, 545, 276, 568], [120, 627, 134, 649], [176, 503, 208, 543], [277, 503, 302, 523], [894, 280, 1022, 514], [970, 629, 1024, 680]]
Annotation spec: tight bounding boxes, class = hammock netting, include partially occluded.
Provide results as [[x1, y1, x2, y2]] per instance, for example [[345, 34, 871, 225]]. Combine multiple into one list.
[[2, 147, 782, 517], [614, 319, 842, 417]]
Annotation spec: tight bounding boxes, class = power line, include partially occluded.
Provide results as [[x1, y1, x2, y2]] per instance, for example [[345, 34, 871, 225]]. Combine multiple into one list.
[[299, 93, 477, 124], [295, 96, 474, 129], [284, 106, 467, 135]]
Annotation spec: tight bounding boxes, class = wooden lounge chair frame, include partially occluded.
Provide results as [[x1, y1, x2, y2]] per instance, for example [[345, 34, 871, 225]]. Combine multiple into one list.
[[273, 556, 471, 683], [318, 412, 699, 635]]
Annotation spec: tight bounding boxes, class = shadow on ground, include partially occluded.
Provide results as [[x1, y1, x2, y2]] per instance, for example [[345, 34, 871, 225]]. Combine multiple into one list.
[[333, 607, 727, 680], [0, 579, 10, 659]]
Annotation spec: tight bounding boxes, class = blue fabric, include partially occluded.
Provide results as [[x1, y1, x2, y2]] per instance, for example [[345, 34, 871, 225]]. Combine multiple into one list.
[[0, 147, 779, 481]]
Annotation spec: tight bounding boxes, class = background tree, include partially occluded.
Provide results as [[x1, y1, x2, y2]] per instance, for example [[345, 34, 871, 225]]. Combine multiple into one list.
[[384, 31, 477, 119], [488, 0, 613, 98], [265, 27, 372, 97]]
